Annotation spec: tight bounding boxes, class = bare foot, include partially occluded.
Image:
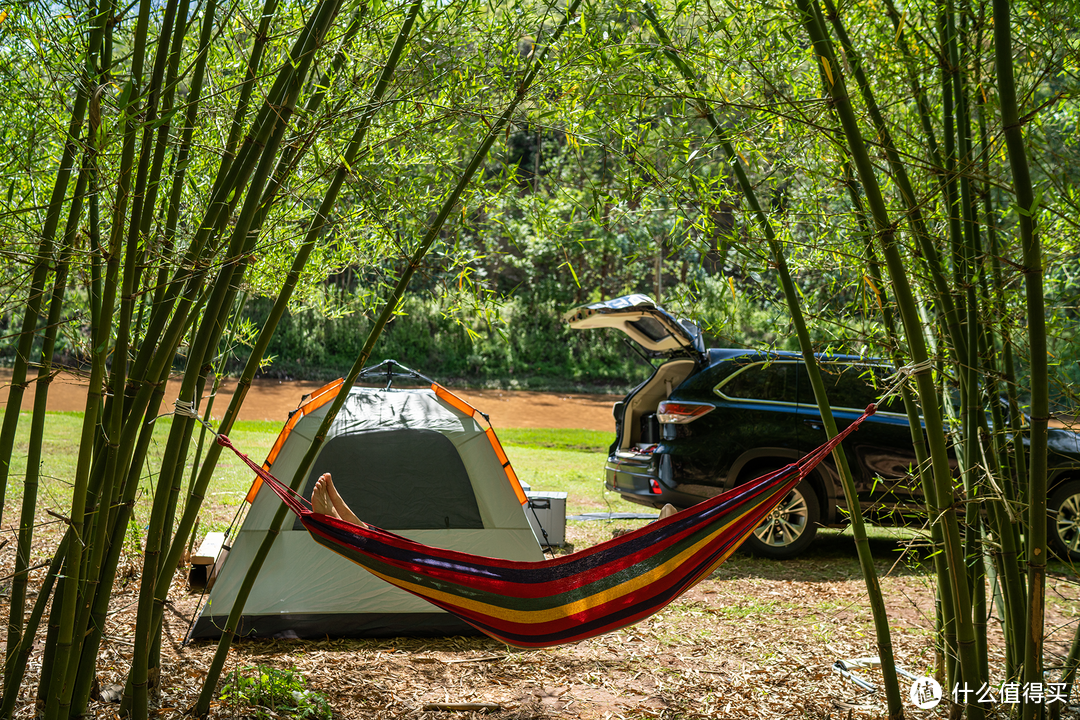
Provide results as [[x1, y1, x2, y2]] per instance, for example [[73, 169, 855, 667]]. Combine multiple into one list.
[[658, 504, 678, 520], [313, 472, 366, 527], [312, 474, 340, 518]]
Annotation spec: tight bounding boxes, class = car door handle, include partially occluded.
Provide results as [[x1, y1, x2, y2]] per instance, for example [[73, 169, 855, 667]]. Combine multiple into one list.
[[803, 419, 824, 431]]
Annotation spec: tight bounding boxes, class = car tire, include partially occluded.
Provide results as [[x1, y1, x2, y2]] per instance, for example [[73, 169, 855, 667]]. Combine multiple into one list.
[[743, 477, 820, 560], [1048, 480, 1080, 561]]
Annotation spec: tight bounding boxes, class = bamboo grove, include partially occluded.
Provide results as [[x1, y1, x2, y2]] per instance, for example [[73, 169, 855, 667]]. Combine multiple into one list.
[[0, 0, 1077, 718]]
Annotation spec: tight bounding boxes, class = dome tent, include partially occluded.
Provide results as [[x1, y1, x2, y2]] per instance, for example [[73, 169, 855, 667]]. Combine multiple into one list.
[[189, 363, 543, 640]]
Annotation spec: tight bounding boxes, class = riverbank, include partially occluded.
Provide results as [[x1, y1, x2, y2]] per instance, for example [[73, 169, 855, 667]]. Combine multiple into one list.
[[0, 369, 621, 431]]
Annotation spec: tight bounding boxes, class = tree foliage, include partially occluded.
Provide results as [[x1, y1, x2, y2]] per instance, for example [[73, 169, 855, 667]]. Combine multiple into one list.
[[0, 0, 1078, 717]]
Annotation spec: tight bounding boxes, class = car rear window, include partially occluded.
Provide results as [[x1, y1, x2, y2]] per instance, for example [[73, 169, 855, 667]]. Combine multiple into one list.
[[628, 317, 670, 342]]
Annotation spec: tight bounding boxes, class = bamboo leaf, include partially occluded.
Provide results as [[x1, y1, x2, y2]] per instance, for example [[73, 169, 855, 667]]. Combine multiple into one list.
[[819, 55, 834, 86]]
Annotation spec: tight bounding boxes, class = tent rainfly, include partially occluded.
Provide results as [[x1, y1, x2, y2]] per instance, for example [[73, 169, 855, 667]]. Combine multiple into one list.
[[189, 370, 543, 640]]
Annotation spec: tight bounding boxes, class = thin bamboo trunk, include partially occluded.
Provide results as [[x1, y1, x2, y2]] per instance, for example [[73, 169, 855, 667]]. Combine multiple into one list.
[[977, 89, 1026, 679], [150, 0, 228, 314], [64, 4, 218, 703], [137, 0, 191, 246], [44, 13, 153, 714], [951, 3, 991, 688], [125, 0, 320, 417], [644, 6, 904, 714], [848, 162, 960, 686], [0, 532, 71, 720], [35, 558, 66, 708], [90, 0, 222, 544], [992, 2, 1048, 717], [1, 161, 84, 713], [69, 372, 172, 715], [127, 3, 345, 712], [99, 0, 308, 615], [151, 11, 372, 630], [969, 2, 1025, 680], [193, 1, 581, 711], [0, 75, 90, 529], [821, 0, 965, 360], [221, 0, 283, 171], [45, 0, 157, 711], [791, 2, 985, 716]]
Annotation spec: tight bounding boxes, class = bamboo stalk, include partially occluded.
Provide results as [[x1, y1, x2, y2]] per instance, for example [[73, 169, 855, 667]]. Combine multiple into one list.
[[95, 0, 316, 602], [45, 0, 161, 712], [790, 2, 985, 716], [975, 86, 1026, 679], [34, 555, 66, 706], [820, 0, 966, 361], [65, 0, 186, 702], [59, 5, 223, 711], [643, 5, 905, 714], [847, 160, 961, 686], [0, 68, 90, 530], [69, 372, 172, 715], [149, 0, 228, 315], [124, 0, 328, 428], [193, 1, 582, 712], [221, 0, 284, 173], [42, 0, 157, 709], [137, 0, 193, 245], [245, 10, 365, 236], [950, 1, 992, 690], [0, 532, 71, 720], [1, 158, 84, 714], [152, 10, 371, 620], [92, 0, 225, 548], [992, 2, 1048, 717], [127, 6, 346, 715]]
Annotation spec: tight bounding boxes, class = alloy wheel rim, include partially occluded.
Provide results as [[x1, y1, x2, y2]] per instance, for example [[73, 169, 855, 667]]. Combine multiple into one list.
[[753, 490, 809, 547], [1058, 493, 1080, 552]]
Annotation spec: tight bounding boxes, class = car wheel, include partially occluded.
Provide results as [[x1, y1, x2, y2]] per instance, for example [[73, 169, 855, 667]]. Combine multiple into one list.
[[1049, 480, 1080, 561], [743, 478, 820, 560]]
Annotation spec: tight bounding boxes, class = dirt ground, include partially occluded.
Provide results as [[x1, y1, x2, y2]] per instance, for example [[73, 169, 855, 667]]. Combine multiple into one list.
[[0, 369, 622, 431], [67, 539, 1080, 720]]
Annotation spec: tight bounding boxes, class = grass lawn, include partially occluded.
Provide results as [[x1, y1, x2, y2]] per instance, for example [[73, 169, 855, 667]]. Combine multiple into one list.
[[3, 413, 277, 535]]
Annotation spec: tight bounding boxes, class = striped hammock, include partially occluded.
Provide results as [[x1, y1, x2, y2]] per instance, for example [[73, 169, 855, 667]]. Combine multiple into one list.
[[215, 404, 876, 648]]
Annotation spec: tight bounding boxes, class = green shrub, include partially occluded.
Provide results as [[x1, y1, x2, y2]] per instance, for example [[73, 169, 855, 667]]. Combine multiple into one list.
[[220, 665, 332, 720]]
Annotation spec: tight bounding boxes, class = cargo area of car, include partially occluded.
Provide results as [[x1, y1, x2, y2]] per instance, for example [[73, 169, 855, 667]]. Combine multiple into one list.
[[615, 358, 697, 453]]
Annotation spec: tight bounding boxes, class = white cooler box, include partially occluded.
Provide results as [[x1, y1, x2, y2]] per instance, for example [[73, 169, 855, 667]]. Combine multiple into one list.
[[524, 490, 567, 547]]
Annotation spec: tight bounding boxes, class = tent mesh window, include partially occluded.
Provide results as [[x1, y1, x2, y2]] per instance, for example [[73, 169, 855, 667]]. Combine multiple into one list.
[[294, 429, 484, 530]]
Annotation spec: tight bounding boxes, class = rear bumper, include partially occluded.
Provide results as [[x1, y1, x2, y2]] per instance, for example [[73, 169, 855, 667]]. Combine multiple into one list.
[[604, 452, 705, 509], [605, 451, 661, 506]]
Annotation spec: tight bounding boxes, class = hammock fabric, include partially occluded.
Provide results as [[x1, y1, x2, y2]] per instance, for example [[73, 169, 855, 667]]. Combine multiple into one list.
[[215, 404, 877, 648]]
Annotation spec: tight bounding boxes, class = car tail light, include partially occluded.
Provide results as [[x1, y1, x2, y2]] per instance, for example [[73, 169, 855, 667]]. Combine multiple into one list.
[[656, 401, 714, 424], [649, 478, 662, 494]]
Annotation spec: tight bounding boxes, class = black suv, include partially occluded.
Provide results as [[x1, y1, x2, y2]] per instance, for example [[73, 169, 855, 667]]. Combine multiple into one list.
[[566, 294, 1080, 559]]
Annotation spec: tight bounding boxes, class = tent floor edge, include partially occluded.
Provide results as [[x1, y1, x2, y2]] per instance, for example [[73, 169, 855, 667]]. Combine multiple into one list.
[[187, 612, 480, 641]]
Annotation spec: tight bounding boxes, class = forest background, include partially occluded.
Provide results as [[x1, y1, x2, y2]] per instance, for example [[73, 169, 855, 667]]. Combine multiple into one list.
[[1, 0, 1080, 718], [1, 0, 1074, 399]]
